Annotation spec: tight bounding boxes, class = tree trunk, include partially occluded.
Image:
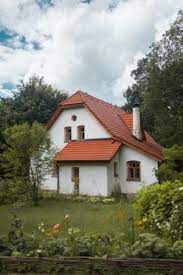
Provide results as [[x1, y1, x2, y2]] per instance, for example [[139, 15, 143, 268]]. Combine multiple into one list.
[[32, 182, 39, 206]]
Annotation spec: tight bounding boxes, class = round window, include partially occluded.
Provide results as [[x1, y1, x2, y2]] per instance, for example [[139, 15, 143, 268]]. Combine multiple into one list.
[[71, 115, 77, 121]]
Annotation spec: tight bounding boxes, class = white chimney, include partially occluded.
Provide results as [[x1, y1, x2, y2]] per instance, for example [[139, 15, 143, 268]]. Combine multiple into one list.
[[132, 105, 142, 140]]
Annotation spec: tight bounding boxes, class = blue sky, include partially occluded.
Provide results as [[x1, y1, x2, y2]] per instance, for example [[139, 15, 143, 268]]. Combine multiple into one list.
[[0, 0, 183, 103]]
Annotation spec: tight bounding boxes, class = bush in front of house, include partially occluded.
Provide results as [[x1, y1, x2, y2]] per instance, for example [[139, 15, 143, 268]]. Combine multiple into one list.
[[172, 240, 183, 260], [135, 180, 183, 241], [0, 179, 29, 205], [131, 233, 171, 258]]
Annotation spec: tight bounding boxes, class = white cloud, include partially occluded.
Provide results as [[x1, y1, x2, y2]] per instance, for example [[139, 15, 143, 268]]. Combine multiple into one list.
[[0, 0, 183, 103]]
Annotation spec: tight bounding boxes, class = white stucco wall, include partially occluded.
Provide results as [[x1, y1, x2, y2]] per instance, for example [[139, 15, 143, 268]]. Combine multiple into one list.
[[49, 106, 110, 149], [43, 106, 111, 190], [59, 163, 108, 196], [107, 151, 121, 195], [119, 146, 158, 193], [43, 145, 159, 194]]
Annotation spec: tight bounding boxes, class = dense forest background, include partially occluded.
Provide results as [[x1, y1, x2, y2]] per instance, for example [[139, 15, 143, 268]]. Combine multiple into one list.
[[123, 10, 183, 148]]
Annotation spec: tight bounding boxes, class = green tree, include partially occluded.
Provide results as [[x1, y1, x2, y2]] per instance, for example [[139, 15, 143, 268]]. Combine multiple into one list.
[[156, 145, 183, 182], [123, 10, 183, 146], [2, 123, 55, 205], [0, 76, 67, 179], [0, 75, 67, 126]]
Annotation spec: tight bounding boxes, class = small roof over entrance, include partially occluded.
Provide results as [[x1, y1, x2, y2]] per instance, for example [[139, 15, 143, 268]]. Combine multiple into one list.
[[54, 139, 121, 162]]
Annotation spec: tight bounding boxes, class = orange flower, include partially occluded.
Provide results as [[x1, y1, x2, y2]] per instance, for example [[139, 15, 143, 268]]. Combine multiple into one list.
[[53, 223, 61, 230]]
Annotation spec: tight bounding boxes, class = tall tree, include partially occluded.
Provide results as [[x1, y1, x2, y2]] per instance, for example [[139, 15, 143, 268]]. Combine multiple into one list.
[[2, 123, 55, 205], [0, 76, 67, 178], [0, 75, 67, 126], [123, 10, 183, 147]]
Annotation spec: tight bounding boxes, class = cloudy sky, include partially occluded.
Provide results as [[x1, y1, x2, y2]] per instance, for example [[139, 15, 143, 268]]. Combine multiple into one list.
[[0, 0, 182, 104]]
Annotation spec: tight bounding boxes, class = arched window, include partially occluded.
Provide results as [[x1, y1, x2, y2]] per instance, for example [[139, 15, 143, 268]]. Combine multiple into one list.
[[127, 161, 141, 181]]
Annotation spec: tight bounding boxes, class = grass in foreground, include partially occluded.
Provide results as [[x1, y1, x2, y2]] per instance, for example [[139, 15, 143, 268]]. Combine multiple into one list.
[[0, 198, 135, 236]]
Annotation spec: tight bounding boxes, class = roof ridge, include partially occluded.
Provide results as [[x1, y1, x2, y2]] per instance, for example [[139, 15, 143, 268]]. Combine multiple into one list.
[[59, 90, 84, 106], [79, 90, 125, 112]]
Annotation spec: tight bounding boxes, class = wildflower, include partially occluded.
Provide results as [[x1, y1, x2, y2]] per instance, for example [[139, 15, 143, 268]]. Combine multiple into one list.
[[53, 223, 61, 230], [64, 214, 69, 220], [68, 227, 80, 235]]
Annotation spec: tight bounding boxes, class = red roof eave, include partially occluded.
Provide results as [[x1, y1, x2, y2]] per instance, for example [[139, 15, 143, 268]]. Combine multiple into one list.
[[54, 139, 122, 162]]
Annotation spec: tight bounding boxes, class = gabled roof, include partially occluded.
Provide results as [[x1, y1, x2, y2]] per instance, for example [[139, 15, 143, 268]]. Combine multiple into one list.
[[46, 90, 164, 161], [54, 139, 121, 162]]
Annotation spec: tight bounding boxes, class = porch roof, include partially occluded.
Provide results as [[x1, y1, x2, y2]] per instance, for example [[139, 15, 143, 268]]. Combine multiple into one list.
[[54, 139, 121, 162]]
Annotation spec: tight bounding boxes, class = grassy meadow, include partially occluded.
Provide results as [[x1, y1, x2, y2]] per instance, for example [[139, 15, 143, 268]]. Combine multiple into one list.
[[0, 198, 136, 237]]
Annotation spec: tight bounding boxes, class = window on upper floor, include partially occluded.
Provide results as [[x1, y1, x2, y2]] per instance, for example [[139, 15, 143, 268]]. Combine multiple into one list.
[[114, 161, 119, 177], [127, 161, 141, 181], [64, 127, 72, 142], [77, 125, 85, 140]]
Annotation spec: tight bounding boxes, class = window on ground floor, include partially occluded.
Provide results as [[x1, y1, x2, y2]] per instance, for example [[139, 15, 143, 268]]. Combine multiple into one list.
[[127, 161, 141, 181], [71, 167, 79, 182], [51, 161, 57, 177], [72, 167, 79, 195], [114, 161, 119, 177]]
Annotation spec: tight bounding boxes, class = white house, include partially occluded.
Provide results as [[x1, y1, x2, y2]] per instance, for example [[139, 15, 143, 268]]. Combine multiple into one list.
[[44, 90, 164, 196]]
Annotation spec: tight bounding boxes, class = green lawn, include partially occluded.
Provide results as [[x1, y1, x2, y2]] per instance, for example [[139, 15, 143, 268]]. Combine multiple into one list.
[[0, 199, 136, 236]]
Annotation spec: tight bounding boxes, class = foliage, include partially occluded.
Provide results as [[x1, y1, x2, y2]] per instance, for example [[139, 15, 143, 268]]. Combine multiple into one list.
[[123, 10, 183, 146], [2, 122, 55, 205], [72, 177, 80, 195], [156, 145, 183, 182], [0, 179, 29, 205], [41, 191, 116, 203], [132, 233, 171, 258], [0, 239, 11, 256], [0, 75, 67, 127], [0, 215, 182, 261], [135, 181, 183, 240], [0, 76, 67, 179], [172, 240, 183, 260]]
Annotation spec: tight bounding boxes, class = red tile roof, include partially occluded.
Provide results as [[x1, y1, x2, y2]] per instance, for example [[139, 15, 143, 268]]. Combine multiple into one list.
[[61, 91, 84, 106], [54, 139, 121, 162], [46, 91, 164, 161]]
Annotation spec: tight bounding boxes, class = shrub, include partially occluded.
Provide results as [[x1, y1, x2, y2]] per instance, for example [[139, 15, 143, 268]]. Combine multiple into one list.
[[0, 179, 29, 205], [132, 233, 171, 258], [0, 239, 12, 256], [135, 180, 183, 240], [2, 213, 182, 259], [156, 145, 183, 182], [172, 240, 183, 260]]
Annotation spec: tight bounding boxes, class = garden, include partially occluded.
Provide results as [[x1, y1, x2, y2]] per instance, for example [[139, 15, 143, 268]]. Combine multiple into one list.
[[0, 180, 182, 273]]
